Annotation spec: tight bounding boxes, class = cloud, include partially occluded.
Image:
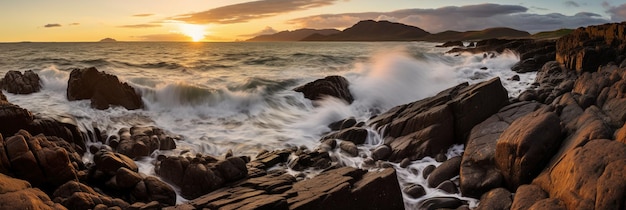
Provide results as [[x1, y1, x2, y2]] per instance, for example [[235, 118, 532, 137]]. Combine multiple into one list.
[[135, 33, 190, 41], [69, 23, 80, 26], [119, 24, 162, 28], [173, 0, 338, 24], [287, 3, 609, 33], [133, 13, 154, 17], [44, 23, 62, 28], [564, 1, 580, 7], [239, 26, 278, 37], [606, 3, 626, 21]]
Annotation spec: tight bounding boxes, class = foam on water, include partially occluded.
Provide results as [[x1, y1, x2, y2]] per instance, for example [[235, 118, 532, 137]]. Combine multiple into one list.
[[0, 42, 534, 208]]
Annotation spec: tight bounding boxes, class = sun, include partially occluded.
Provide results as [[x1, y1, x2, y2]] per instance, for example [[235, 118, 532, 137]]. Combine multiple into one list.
[[179, 23, 207, 42]]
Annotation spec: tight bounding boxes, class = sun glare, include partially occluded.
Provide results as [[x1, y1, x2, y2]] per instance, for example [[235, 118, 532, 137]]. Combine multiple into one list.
[[179, 23, 207, 42]]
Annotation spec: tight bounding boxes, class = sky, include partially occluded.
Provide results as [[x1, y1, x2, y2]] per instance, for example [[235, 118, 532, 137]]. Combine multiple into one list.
[[0, 0, 625, 42]]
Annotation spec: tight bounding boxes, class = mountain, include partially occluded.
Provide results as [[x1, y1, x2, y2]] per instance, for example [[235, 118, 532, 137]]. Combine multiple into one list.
[[99, 38, 117, 42], [423, 27, 531, 42], [246, 29, 340, 42], [302, 20, 431, 41], [531, 29, 574, 40]]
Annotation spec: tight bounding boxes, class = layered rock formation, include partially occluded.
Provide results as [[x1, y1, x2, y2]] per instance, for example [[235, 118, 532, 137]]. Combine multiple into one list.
[[556, 22, 626, 73]]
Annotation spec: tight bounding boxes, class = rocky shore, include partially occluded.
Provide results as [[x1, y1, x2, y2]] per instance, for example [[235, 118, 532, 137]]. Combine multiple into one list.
[[1, 22, 626, 210]]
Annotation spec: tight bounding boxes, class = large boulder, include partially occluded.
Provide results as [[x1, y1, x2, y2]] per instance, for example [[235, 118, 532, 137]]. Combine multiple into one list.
[[556, 22, 626, 73], [67, 67, 143, 110], [511, 184, 548, 210], [369, 77, 508, 162], [53, 181, 130, 210], [474, 188, 512, 210], [293, 75, 354, 104], [0, 173, 66, 210], [0, 130, 78, 192], [533, 139, 626, 209], [0, 98, 34, 137], [495, 110, 562, 190], [112, 126, 176, 159], [0, 70, 41, 94], [427, 156, 461, 188], [460, 101, 545, 198]]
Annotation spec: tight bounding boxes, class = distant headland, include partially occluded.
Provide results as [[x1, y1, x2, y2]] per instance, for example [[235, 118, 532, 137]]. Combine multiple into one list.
[[99, 38, 117, 42]]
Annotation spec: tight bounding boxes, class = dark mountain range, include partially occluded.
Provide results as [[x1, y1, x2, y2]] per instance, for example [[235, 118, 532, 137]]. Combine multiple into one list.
[[246, 29, 340, 42], [247, 20, 536, 42]]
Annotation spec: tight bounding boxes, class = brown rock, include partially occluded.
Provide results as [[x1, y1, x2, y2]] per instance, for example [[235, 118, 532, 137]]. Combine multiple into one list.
[[475, 188, 512, 210], [215, 156, 248, 182], [293, 75, 354, 104], [93, 150, 138, 176], [339, 141, 358, 157], [0, 174, 65, 210], [427, 156, 461, 188], [0, 100, 34, 136], [495, 110, 562, 190], [1, 70, 41, 94], [403, 184, 426, 198], [322, 127, 368, 145], [143, 176, 176, 206], [116, 167, 143, 189], [510, 184, 548, 210], [460, 101, 544, 198], [67, 67, 143, 110], [528, 198, 566, 210], [533, 139, 626, 210], [556, 22, 626, 73]]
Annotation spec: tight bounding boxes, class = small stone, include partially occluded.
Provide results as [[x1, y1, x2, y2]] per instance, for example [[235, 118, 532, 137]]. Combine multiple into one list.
[[422, 165, 436, 179], [399, 158, 411, 168], [435, 153, 447, 162], [371, 145, 391, 161], [339, 141, 358, 157], [403, 184, 426, 198], [436, 180, 459, 194]]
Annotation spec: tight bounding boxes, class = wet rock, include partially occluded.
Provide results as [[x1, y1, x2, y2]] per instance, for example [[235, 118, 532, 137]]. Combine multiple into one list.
[[114, 126, 176, 159], [427, 156, 461, 187], [399, 158, 411, 168], [533, 140, 626, 210], [418, 197, 466, 210], [0, 173, 65, 210], [115, 167, 143, 189], [28, 115, 88, 154], [474, 188, 512, 210], [53, 181, 130, 209], [67, 67, 143, 110], [0, 99, 34, 137], [369, 77, 508, 162], [460, 101, 544, 198], [436, 41, 464, 48], [328, 117, 357, 131], [509, 75, 520, 81], [293, 75, 354, 104], [321, 127, 368, 144], [216, 156, 248, 182], [339, 141, 358, 157], [371, 144, 391, 161], [518, 61, 576, 104], [511, 184, 548, 210], [495, 110, 562, 190], [0, 70, 41, 94], [92, 150, 138, 177], [142, 176, 176, 206], [434, 153, 447, 162], [436, 180, 458, 194], [422, 165, 436, 179], [403, 184, 426, 198]]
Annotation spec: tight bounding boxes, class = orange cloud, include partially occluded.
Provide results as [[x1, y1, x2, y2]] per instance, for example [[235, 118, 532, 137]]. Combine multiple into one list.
[[44, 23, 62, 28], [172, 0, 338, 24], [133, 13, 154, 17], [119, 24, 162, 28]]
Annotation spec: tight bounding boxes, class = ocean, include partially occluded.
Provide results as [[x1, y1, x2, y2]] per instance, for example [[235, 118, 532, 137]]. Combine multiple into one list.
[[0, 41, 535, 208]]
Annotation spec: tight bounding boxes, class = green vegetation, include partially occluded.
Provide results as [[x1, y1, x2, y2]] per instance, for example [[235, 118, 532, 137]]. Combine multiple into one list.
[[531, 29, 573, 40]]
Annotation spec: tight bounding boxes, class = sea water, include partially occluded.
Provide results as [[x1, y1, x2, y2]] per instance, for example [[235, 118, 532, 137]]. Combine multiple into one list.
[[0, 41, 535, 208]]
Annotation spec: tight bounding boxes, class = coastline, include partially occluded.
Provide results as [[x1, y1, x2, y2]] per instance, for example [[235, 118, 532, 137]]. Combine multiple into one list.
[[0, 21, 625, 210]]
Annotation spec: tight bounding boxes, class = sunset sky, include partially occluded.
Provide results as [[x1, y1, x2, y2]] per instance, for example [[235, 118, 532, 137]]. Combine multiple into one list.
[[1, 0, 625, 42]]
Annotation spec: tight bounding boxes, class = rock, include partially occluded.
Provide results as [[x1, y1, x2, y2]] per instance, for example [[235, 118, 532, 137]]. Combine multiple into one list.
[[616, 123, 626, 144], [0, 173, 65, 209], [142, 176, 176, 207], [215, 157, 248, 182], [115, 167, 143, 189], [418, 197, 466, 210], [509, 75, 520, 81], [434, 153, 447, 162], [53, 180, 130, 209], [556, 22, 626, 73], [93, 150, 138, 177], [460, 101, 544, 198], [183, 167, 404, 210], [0, 99, 34, 137], [474, 188, 512, 210], [436, 180, 458, 194], [371, 144, 391, 161], [367, 78, 507, 162], [321, 127, 368, 145], [27, 115, 88, 154], [328, 117, 357, 131], [293, 75, 354, 104], [511, 184, 548, 210], [422, 165, 436, 179], [403, 184, 426, 198], [528, 198, 566, 210], [0, 130, 79, 192], [399, 158, 411, 168], [339, 141, 358, 157], [67, 67, 143, 110], [495, 110, 562, 190], [0, 70, 41, 94], [115, 126, 177, 159], [533, 139, 626, 210], [519, 61, 576, 104], [427, 156, 461, 188]]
